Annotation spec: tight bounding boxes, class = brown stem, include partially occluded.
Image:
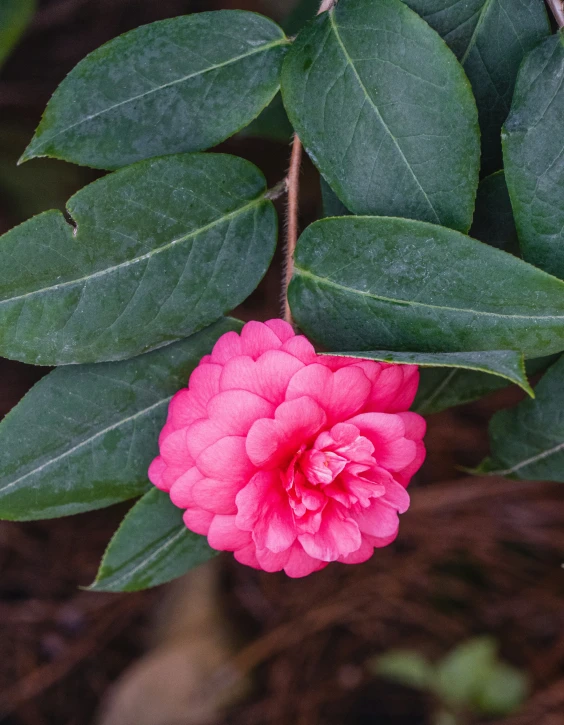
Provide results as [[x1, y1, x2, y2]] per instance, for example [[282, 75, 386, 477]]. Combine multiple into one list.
[[283, 0, 337, 325], [547, 0, 564, 27], [284, 134, 303, 324]]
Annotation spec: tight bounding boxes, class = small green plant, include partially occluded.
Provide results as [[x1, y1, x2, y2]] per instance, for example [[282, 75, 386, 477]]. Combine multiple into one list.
[[372, 637, 530, 724]]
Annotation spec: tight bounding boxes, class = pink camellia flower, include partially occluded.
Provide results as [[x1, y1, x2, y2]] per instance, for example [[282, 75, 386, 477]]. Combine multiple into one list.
[[149, 320, 426, 578]]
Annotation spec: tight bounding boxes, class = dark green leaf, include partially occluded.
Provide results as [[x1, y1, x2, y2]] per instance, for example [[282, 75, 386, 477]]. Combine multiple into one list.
[[281, 0, 480, 232], [403, 0, 550, 175], [503, 32, 564, 280], [470, 171, 519, 254], [0, 153, 276, 365], [90, 488, 215, 592], [414, 356, 556, 415], [326, 350, 533, 397], [0, 0, 36, 68], [0, 318, 241, 521], [320, 177, 350, 218], [480, 354, 564, 481], [283, 0, 319, 35], [288, 217, 564, 358], [21, 12, 289, 169], [239, 92, 293, 142]]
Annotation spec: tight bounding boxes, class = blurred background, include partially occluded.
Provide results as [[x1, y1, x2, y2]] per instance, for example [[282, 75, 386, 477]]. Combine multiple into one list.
[[1, 1, 564, 723]]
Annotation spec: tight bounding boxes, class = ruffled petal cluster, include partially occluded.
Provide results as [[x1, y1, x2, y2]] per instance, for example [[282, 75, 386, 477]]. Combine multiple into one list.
[[149, 320, 426, 577]]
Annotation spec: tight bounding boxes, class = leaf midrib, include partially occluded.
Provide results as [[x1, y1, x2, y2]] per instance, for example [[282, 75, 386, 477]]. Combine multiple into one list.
[[460, 0, 495, 65], [0, 196, 265, 306], [489, 438, 564, 476], [0, 396, 172, 495], [327, 9, 441, 224], [95, 526, 187, 591], [29, 37, 289, 152], [295, 265, 564, 321]]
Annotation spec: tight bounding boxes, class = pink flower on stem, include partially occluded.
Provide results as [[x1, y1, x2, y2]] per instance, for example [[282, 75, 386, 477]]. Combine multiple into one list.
[[149, 320, 426, 578]]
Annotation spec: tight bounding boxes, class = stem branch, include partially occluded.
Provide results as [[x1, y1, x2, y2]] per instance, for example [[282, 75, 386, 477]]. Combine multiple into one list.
[[547, 0, 564, 27], [283, 0, 337, 325], [284, 134, 302, 324]]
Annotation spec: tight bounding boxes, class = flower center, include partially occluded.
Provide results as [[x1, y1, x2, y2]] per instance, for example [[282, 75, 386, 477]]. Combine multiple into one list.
[[282, 423, 382, 521]]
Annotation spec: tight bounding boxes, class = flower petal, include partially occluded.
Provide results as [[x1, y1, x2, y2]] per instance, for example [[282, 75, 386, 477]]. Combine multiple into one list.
[[299, 501, 361, 562], [236, 471, 297, 553], [220, 350, 304, 405], [246, 396, 327, 469], [353, 499, 400, 539], [284, 543, 328, 578], [169, 466, 203, 508], [240, 320, 285, 359], [210, 331, 243, 364], [196, 435, 255, 482], [265, 318, 295, 343], [207, 389, 276, 435], [286, 364, 370, 426], [183, 508, 213, 536], [191, 476, 241, 514], [346, 413, 416, 471], [207, 515, 251, 551]]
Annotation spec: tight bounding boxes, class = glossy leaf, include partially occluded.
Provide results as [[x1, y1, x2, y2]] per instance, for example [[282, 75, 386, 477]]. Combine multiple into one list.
[[470, 171, 519, 254], [480, 354, 564, 481], [288, 217, 564, 359], [281, 0, 480, 232], [90, 488, 215, 592], [414, 356, 555, 416], [21, 12, 289, 169], [0, 319, 242, 521], [404, 0, 550, 174], [0, 153, 276, 365], [503, 32, 564, 280], [320, 177, 350, 218], [239, 93, 293, 142], [328, 350, 533, 397], [283, 0, 319, 35], [0, 0, 36, 68]]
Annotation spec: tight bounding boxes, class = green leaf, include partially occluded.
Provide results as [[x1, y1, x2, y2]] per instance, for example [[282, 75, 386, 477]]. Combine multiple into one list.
[[0, 318, 241, 521], [0, 153, 276, 365], [239, 92, 293, 142], [288, 216, 564, 359], [403, 0, 550, 175], [281, 0, 480, 232], [325, 350, 533, 397], [0, 0, 36, 68], [475, 663, 529, 716], [503, 32, 564, 280], [480, 354, 564, 481], [470, 171, 519, 254], [435, 637, 497, 708], [372, 650, 434, 691], [21, 12, 289, 169], [282, 0, 319, 35], [90, 488, 215, 592], [414, 356, 556, 416], [320, 177, 350, 218]]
